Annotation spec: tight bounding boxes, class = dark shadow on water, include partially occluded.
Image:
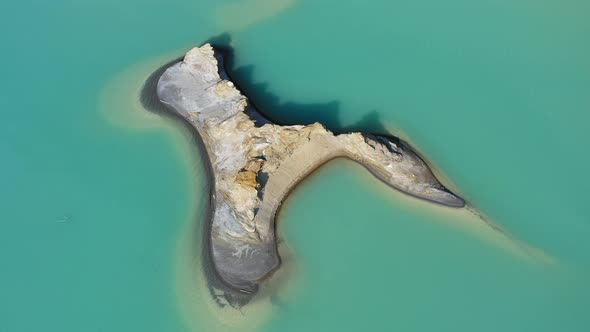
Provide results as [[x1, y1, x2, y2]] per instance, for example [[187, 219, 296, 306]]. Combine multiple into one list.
[[206, 33, 392, 136]]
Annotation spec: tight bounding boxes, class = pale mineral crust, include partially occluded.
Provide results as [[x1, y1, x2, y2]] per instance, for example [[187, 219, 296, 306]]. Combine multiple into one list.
[[156, 44, 464, 302]]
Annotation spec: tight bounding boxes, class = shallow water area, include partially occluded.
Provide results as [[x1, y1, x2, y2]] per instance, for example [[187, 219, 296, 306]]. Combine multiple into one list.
[[2, 0, 590, 331]]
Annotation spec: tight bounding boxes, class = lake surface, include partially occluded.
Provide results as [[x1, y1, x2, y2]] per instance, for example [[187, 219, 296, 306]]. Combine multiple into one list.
[[2, 0, 589, 331]]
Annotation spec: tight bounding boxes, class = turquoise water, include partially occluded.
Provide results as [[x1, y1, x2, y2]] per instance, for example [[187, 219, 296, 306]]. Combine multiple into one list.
[[2, 0, 589, 331]]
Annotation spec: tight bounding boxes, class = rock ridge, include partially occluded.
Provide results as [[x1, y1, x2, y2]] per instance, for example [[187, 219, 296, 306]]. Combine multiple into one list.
[[156, 44, 465, 304]]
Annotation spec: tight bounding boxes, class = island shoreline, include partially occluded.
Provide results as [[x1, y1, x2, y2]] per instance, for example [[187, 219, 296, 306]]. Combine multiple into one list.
[[140, 57, 255, 306], [144, 43, 466, 307]]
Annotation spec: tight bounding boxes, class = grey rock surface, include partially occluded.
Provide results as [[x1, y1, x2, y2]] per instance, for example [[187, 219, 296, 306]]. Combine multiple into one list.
[[156, 44, 465, 302]]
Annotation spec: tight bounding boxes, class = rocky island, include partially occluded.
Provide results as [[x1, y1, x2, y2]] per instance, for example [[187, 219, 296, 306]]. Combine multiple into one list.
[[155, 44, 465, 306]]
